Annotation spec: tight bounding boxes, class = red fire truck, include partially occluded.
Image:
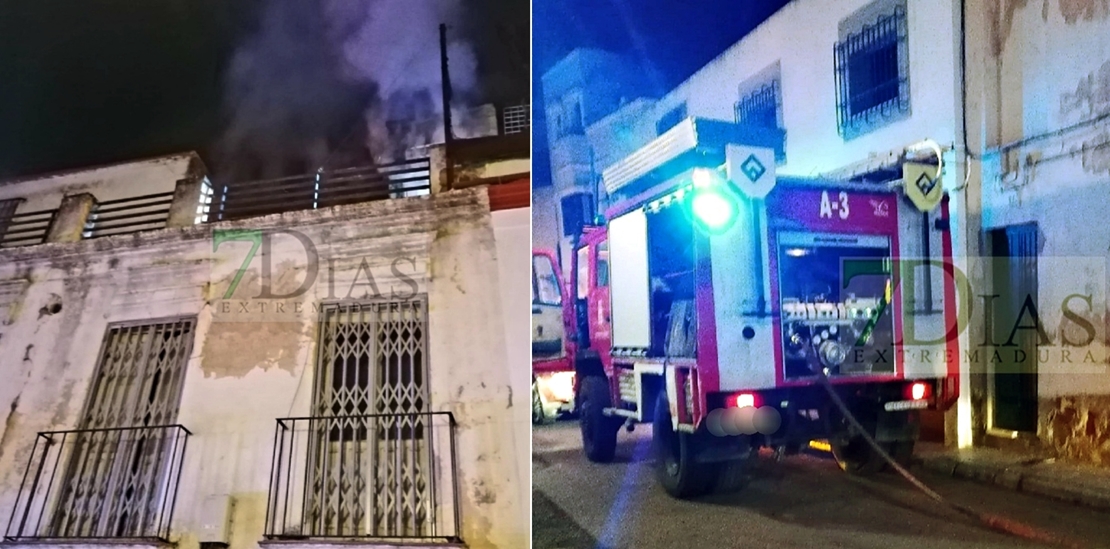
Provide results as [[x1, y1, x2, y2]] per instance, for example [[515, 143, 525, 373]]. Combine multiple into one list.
[[532, 248, 578, 424], [567, 119, 960, 498]]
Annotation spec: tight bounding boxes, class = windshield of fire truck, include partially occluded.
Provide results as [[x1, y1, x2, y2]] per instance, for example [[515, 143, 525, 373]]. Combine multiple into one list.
[[533, 254, 562, 306]]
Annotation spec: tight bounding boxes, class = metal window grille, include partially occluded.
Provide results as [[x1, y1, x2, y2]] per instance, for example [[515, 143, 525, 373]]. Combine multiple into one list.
[[502, 104, 530, 135], [82, 192, 175, 239], [301, 299, 431, 538], [656, 104, 688, 136], [834, 6, 909, 137], [46, 318, 195, 539], [735, 81, 780, 129]]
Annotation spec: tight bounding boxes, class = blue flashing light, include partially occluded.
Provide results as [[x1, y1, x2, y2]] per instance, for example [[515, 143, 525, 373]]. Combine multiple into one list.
[[687, 169, 739, 234], [691, 188, 736, 232]]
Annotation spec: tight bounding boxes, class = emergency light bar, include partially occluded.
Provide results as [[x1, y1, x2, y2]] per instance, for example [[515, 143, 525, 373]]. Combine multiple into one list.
[[601, 118, 785, 198]]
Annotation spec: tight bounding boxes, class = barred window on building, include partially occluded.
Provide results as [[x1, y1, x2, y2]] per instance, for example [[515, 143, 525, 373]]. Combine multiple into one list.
[[50, 318, 196, 539], [735, 80, 781, 129], [501, 104, 530, 135], [834, 2, 909, 139], [304, 299, 432, 538]]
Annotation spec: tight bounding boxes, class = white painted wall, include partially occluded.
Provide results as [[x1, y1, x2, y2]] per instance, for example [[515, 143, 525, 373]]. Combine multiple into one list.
[[0, 187, 526, 549], [581, 0, 960, 178], [0, 153, 201, 215], [973, 3, 1110, 399], [489, 207, 531, 524]]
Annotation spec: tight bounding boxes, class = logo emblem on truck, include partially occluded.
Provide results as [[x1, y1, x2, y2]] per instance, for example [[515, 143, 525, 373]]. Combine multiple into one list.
[[915, 172, 937, 196], [740, 154, 766, 183], [902, 161, 943, 212]]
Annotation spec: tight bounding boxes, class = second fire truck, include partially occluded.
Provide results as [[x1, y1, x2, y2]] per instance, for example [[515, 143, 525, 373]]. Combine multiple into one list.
[[563, 119, 960, 498]]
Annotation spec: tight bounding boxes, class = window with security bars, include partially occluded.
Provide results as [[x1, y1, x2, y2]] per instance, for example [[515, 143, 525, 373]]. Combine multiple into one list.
[[735, 81, 780, 129], [834, 4, 909, 139], [501, 104, 530, 135], [48, 318, 195, 538], [304, 299, 431, 537]]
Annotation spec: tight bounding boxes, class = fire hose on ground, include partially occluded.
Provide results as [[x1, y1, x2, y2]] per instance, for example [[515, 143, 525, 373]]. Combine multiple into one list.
[[815, 371, 1089, 549]]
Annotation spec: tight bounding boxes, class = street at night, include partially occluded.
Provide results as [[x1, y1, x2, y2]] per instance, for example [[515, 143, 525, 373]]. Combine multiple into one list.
[[533, 420, 1110, 549]]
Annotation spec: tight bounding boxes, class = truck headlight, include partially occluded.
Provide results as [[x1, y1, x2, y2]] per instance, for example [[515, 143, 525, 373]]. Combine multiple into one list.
[[540, 372, 576, 403]]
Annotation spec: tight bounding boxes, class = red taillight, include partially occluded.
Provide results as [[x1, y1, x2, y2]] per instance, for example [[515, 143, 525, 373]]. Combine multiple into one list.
[[727, 392, 758, 408], [906, 382, 931, 401]]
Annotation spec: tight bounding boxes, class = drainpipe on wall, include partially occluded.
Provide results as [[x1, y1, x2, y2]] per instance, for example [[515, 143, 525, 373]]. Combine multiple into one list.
[[956, 0, 984, 449]]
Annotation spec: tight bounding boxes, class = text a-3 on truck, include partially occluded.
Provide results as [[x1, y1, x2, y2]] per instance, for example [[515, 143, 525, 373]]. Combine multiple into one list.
[[532, 145, 959, 499]]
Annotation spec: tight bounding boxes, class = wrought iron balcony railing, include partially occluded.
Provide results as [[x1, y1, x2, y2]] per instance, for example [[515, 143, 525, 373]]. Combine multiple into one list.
[[265, 412, 460, 542], [209, 158, 432, 223], [0, 207, 57, 248], [0, 157, 432, 249], [4, 424, 191, 542], [83, 191, 175, 239]]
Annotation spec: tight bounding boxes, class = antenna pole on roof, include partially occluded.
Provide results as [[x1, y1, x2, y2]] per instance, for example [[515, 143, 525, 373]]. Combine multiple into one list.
[[440, 24, 454, 190]]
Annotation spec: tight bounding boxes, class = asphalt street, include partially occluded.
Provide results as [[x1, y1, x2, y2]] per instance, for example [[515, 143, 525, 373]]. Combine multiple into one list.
[[533, 420, 1110, 549]]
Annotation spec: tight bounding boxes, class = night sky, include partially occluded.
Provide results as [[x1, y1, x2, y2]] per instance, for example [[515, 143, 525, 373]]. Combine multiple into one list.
[[532, 0, 791, 187], [0, 0, 527, 181]]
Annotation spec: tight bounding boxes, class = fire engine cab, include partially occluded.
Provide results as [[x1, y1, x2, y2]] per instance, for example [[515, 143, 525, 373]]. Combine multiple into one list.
[[532, 248, 577, 424], [569, 118, 960, 498]]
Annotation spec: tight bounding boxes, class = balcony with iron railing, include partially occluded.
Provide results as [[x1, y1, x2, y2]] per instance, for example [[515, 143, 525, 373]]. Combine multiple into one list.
[[0, 100, 536, 250], [264, 412, 461, 544], [0, 158, 434, 250], [4, 424, 191, 543]]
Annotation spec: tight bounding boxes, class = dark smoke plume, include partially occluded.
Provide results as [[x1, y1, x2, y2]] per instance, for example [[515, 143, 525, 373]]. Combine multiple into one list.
[[215, 0, 520, 182]]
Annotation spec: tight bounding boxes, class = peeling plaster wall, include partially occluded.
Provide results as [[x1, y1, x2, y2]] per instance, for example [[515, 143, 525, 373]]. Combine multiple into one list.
[[0, 187, 526, 549], [972, 1, 1110, 463]]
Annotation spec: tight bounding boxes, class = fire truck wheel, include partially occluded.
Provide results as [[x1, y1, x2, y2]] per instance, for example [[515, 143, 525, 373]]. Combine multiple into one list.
[[830, 435, 886, 475], [712, 457, 753, 494], [579, 376, 620, 462], [653, 391, 715, 498]]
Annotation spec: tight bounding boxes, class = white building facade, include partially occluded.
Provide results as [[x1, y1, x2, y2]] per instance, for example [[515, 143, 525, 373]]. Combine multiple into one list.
[[0, 153, 530, 549]]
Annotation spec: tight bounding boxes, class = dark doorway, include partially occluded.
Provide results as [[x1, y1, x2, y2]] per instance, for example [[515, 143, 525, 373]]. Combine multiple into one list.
[[988, 224, 1039, 433]]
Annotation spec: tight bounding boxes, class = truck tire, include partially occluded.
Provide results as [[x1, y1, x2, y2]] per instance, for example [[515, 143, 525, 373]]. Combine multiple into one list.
[[653, 391, 715, 498], [579, 376, 621, 462], [830, 435, 886, 475], [831, 437, 916, 475], [712, 458, 752, 494], [828, 407, 917, 475]]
